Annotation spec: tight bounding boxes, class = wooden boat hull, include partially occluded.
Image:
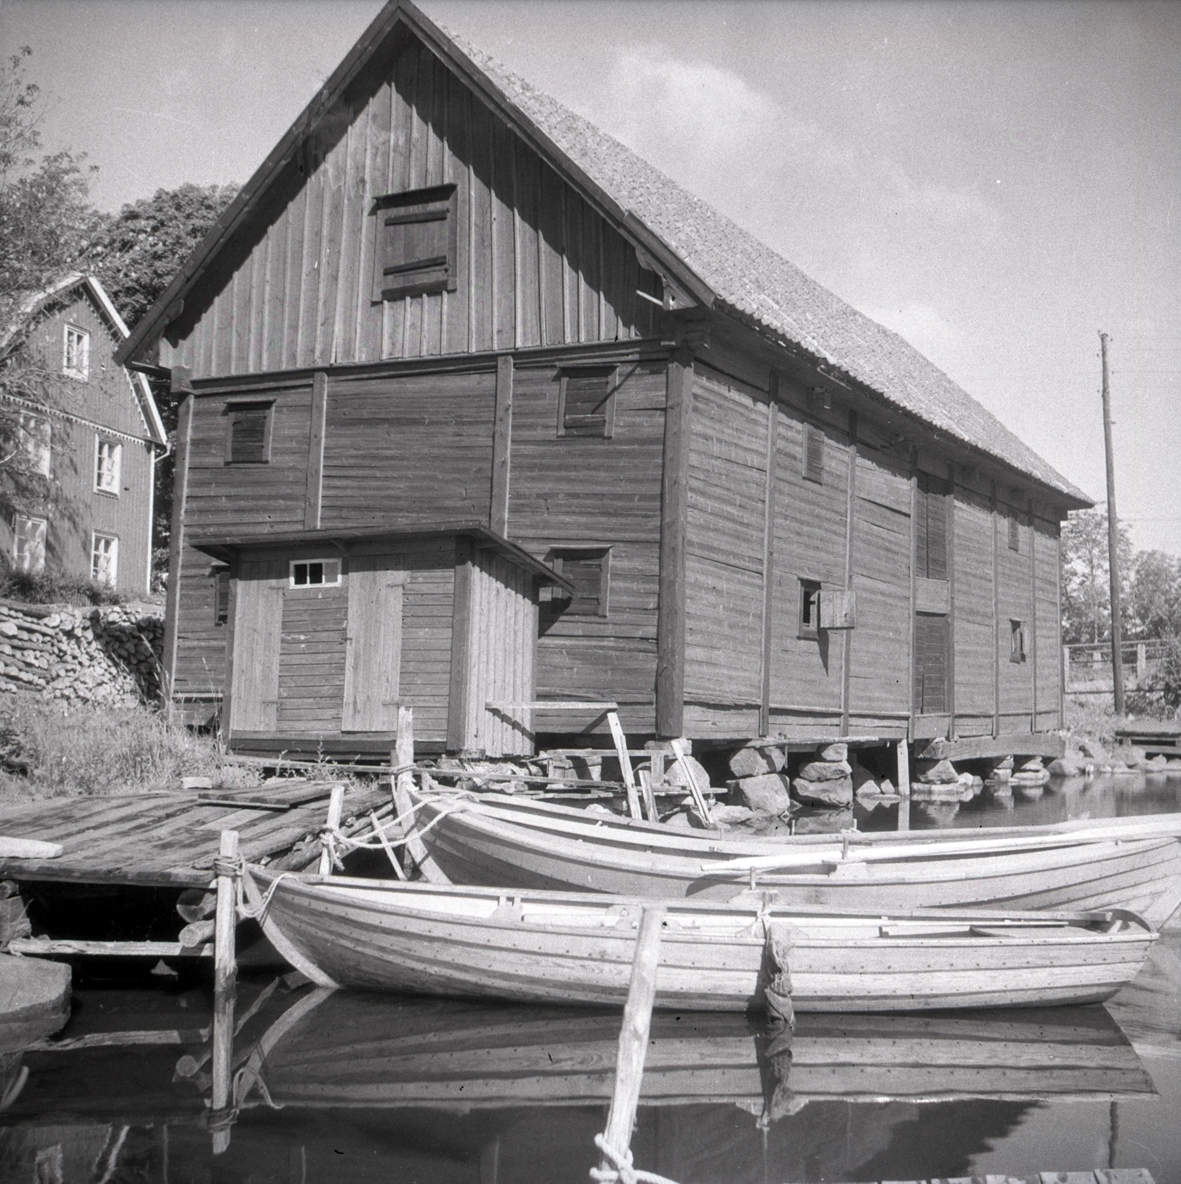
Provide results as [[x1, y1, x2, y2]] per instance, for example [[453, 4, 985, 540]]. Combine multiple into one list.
[[413, 795, 1181, 927], [248, 871, 1156, 1013], [253, 992, 1155, 1111]]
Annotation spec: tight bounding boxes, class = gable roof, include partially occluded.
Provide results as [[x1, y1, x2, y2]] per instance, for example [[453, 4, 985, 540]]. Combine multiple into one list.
[[115, 0, 1088, 506], [2, 273, 168, 446]]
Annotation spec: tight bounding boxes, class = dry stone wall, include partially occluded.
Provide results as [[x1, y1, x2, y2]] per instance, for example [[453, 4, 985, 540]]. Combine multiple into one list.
[[0, 599, 165, 705]]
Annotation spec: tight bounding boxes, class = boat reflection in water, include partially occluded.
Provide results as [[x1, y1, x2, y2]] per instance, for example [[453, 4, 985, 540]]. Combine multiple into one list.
[[0, 976, 1162, 1184]]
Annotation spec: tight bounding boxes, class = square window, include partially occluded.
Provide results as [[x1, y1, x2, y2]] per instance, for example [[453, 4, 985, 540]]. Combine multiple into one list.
[[91, 533, 118, 586], [95, 437, 122, 494], [19, 414, 50, 477], [224, 401, 273, 464], [13, 516, 46, 574], [289, 558, 341, 588], [63, 325, 89, 380], [1010, 619, 1026, 663], [550, 549, 609, 616], [558, 368, 617, 438], [372, 184, 458, 301], [798, 578, 821, 639], [802, 423, 824, 484]]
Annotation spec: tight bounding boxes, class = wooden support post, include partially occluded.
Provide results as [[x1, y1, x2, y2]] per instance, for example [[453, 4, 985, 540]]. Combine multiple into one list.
[[637, 770, 658, 822], [211, 828, 239, 1155], [607, 710, 642, 819], [391, 707, 451, 884], [598, 906, 664, 1179], [317, 785, 345, 876], [896, 739, 911, 832], [669, 738, 712, 826], [759, 383, 779, 737]]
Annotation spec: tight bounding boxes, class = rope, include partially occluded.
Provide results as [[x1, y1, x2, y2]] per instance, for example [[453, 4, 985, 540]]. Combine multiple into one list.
[[204, 1104, 238, 1133], [235, 869, 298, 923], [327, 792, 471, 858], [212, 853, 245, 879], [589, 1135, 683, 1184]]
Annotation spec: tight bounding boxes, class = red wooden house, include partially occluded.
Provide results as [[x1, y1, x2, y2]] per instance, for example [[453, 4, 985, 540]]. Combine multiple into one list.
[[0, 274, 167, 597], [116, 1, 1090, 761]]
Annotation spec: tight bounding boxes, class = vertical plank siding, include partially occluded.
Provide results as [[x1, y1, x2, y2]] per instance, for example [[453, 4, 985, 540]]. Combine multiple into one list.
[[162, 37, 657, 380], [952, 483, 997, 736], [996, 496, 1035, 733], [1034, 514, 1063, 731]]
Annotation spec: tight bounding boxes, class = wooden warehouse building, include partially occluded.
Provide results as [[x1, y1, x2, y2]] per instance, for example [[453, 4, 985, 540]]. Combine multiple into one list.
[[117, 0, 1091, 760]]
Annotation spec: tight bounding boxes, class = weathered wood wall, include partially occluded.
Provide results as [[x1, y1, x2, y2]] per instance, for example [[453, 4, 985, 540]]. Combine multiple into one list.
[[161, 31, 659, 380]]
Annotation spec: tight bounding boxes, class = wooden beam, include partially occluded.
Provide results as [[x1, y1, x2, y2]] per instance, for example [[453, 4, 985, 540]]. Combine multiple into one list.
[[304, 370, 327, 529], [1055, 517, 1065, 730], [840, 410, 858, 735], [656, 347, 693, 738], [607, 710, 642, 819], [759, 382, 779, 737], [907, 448, 918, 738], [8, 938, 211, 958], [490, 354, 513, 536], [1029, 494, 1039, 732], [317, 786, 345, 876], [946, 463, 957, 738], [447, 538, 475, 752], [162, 391, 194, 707], [991, 479, 1001, 739], [917, 732, 1066, 762]]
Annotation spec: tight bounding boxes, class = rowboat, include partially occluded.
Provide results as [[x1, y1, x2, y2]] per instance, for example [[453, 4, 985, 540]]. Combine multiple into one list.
[[243, 867, 1156, 1012], [409, 792, 1181, 927], [246, 990, 1156, 1112]]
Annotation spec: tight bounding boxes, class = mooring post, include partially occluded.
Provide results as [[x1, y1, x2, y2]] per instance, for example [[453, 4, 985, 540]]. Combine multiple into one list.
[[597, 905, 664, 1179], [211, 828, 239, 1154], [317, 785, 345, 876], [896, 738, 911, 832]]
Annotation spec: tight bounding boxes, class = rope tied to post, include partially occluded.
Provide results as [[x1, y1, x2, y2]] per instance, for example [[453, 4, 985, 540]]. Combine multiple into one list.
[[589, 1136, 682, 1184], [211, 852, 245, 880], [203, 1103, 238, 1134]]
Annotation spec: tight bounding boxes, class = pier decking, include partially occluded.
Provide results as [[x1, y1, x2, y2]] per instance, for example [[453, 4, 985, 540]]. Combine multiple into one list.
[[0, 779, 387, 889]]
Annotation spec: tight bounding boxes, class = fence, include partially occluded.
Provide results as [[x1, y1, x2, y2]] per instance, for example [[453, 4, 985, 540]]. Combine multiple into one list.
[[1063, 640, 1170, 694]]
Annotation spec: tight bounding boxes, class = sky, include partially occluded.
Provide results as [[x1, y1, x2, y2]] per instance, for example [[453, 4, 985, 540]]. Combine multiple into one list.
[[2, 0, 1179, 555]]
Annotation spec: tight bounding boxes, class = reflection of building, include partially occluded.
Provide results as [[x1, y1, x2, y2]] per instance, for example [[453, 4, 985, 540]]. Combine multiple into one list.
[[119, 0, 1090, 759], [0, 274, 167, 595]]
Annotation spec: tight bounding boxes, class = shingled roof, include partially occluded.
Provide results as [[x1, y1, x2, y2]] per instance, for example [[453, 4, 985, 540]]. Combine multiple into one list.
[[116, 0, 1088, 505], [456, 38, 1089, 506]]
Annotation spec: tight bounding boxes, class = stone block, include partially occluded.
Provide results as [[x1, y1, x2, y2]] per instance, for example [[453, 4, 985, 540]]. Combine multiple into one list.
[[797, 759, 853, 782], [728, 744, 785, 779], [733, 773, 792, 815], [665, 754, 711, 793], [818, 742, 848, 763], [917, 758, 959, 784], [1047, 756, 1084, 777], [1077, 737, 1109, 763], [792, 774, 853, 808]]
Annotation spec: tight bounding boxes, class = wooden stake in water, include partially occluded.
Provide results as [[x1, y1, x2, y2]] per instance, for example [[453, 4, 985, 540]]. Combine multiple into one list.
[[317, 785, 345, 876], [896, 738, 911, 832], [598, 906, 664, 1177], [211, 828, 239, 1155]]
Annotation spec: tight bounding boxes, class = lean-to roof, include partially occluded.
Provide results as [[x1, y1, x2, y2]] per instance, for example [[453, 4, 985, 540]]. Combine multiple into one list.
[[116, 0, 1088, 505]]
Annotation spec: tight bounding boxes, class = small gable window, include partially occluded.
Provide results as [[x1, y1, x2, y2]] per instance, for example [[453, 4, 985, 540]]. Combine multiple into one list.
[[1010, 618, 1027, 663], [13, 516, 46, 575], [91, 533, 118, 586], [63, 325, 89, 380], [225, 400, 273, 465], [558, 367, 617, 438], [290, 558, 341, 588], [802, 423, 824, 484], [550, 549, 609, 617], [95, 437, 122, 494], [372, 184, 458, 301], [798, 578, 821, 639]]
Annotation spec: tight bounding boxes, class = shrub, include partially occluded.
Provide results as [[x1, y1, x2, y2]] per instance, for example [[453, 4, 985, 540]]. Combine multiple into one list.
[[0, 560, 122, 607]]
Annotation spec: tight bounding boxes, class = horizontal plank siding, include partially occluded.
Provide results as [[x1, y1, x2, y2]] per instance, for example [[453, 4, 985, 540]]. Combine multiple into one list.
[[953, 484, 996, 720], [278, 585, 349, 736], [997, 498, 1034, 726]]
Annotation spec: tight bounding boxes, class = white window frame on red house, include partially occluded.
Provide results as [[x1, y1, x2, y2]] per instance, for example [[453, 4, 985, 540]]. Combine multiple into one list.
[[95, 436, 122, 495], [91, 532, 118, 586], [13, 515, 47, 574], [63, 324, 90, 381]]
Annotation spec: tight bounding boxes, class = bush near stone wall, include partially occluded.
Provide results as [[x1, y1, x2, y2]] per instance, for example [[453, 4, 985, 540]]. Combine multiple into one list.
[[0, 598, 165, 705]]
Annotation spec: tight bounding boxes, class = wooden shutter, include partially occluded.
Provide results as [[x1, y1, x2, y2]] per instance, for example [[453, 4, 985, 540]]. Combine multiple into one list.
[[372, 184, 458, 300], [556, 551, 608, 616], [341, 561, 403, 732], [229, 563, 284, 733], [802, 424, 824, 483], [560, 368, 615, 437], [227, 403, 272, 464], [914, 612, 949, 714], [917, 472, 949, 580]]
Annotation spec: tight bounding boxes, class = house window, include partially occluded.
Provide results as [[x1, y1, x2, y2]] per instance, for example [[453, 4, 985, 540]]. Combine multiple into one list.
[[1010, 619, 1027, 663], [18, 413, 50, 477], [212, 569, 230, 625], [63, 325, 90, 380], [550, 549, 609, 616], [1008, 512, 1020, 552], [225, 401, 273, 465], [12, 516, 46, 574], [91, 533, 118, 586], [798, 578, 821, 639], [372, 184, 458, 301], [915, 471, 950, 580], [289, 558, 341, 588], [802, 423, 824, 484], [558, 368, 617, 438], [95, 437, 122, 494]]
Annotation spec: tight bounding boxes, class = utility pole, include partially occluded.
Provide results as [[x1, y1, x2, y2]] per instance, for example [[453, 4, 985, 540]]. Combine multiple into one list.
[[1100, 331, 1125, 715]]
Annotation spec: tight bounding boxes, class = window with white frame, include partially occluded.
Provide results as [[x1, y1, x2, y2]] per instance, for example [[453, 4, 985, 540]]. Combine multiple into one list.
[[91, 533, 118, 586], [63, 325, 90, 380], [289, 558, 341, 587], [95, 437, 122, 494], [13, 516, 46, 574], [18, 413, 50, 477]]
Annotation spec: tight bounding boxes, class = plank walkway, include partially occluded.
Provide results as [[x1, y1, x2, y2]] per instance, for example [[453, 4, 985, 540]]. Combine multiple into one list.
[[791, 1173, 1152, 1184], [0, 779, 387, 888]]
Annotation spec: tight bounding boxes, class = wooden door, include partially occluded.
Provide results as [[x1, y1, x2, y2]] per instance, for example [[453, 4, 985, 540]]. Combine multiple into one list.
[[914, 612, 949, 715], [228, 561, 285, 734], [341, 558, 404, 732]]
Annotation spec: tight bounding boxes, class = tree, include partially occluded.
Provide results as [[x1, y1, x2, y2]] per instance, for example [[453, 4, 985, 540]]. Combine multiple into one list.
[[1129, 549, 1181, 640], [1060, 507, 1133, 644]]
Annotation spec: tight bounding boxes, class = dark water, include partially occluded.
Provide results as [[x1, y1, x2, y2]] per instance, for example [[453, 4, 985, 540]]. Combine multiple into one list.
[[2, 774, 1179, 1184]]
